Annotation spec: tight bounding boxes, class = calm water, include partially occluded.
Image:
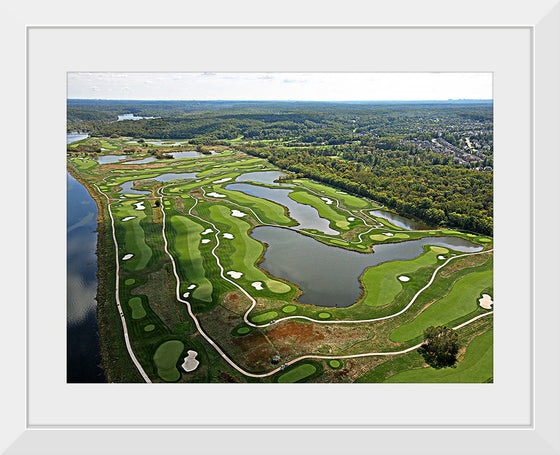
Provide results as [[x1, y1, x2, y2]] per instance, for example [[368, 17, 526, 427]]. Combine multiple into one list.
[[67, 171, 105, 382], [67, 132, 89, 144], [370, 209, 431, 230], [250, 226, 482, 308], [235, 170, 288, 185], [119, 172, 198, 194], [169, 150, 216, 159], [123, 156, 159, 165], [225, 182, 339, 235], [96, 155, 126, 165]]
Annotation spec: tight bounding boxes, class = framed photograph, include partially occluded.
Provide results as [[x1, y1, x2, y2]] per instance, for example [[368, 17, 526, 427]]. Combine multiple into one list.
[[3, 0, 559, 453]]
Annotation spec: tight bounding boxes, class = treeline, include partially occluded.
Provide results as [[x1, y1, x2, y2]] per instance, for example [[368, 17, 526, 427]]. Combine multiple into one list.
[[235, 144, 493, 235]]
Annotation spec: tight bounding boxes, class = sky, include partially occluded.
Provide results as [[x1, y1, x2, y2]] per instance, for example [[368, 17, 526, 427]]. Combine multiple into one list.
[[67, 72, 492, 101]]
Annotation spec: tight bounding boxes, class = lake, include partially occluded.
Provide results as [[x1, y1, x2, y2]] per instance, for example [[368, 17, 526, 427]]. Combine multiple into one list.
[[225, 182, 339, 235], [370, 209, 431, 230], [67, 132, 89, 144], [234, 170, 288, 186], [67, 171, 105, 382], [250, 226, 482, 308], [119, 172, 199, 194]]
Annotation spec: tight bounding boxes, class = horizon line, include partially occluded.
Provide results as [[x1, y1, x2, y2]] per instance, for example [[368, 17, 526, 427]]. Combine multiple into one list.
[[68, 98, 493, 102]]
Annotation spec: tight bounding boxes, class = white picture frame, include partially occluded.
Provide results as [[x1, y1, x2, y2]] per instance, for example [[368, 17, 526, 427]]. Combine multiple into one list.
[[3, 0, 559, 453]]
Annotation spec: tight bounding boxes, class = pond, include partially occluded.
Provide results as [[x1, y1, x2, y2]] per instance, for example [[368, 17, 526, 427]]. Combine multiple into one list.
[[96, 155, 127, 165], [250, 226, 482, 308], [370, 209, 432, 231], [67, 171, 105, 382], [67, 132, 89, 144], [123, 156, 159, 165], [169, 150, 216, 159], [234, 170, 288, 186], [119, 172, 199, 194], [225, 182, 339, 235]]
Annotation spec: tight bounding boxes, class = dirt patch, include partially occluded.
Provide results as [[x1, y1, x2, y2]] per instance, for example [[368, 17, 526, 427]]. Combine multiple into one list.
[[266, 320, 325, 344], [440, 253, 491, 278], [232, 331, 276, 365]]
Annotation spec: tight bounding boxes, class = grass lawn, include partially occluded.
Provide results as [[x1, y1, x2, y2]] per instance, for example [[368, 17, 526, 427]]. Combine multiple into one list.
[[289, 190, 350, 230], [390, 269, 493, 342], [113, 202, 152, 271], [169, 215, 213, 302], [296, 180, 372, 209], [278, 363, 317, 383], [251, 311, 278, 323], [385, 329, 493, 382], [359, 246, 446, 307], [153, 340, 185, 382]]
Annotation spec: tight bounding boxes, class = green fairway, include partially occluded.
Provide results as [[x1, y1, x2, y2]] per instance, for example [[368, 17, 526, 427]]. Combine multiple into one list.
[[169, 215, 213, 302], [385, 330, 493, 382], [113, 203, 152, 271], [297, 180, 371, 209], [289, 190, 349, 229], [128, 297, 147, 319], [278, 363, 317, 383], [360, 246, 446, 307], [390, 269, 493, 342], [282, 305, 297, 313], [153, 340, 185, 382], [251, 311, 278, 323]]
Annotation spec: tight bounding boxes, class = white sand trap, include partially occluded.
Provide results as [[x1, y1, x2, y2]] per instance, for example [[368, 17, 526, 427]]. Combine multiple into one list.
[[251, 282, 264, 290], [383, 232, 394, 237], [181, 350, 200, 373], [201, 228, 213, 235], [122, 216, 136, 222], [336, 191, 347, 194], [231, 210, 246, 218], [207, 192, 226, 198], [182, 292, 190, 298], [187, 284, 196, 290], [479, 294, 493, 309], [201, 239, 211, 244], [223, 233, 234, 239], [133, 202, 145, 210], [321, 197, 333, 205], [437, 255, 446, 260], [398, 275, 410, 282], [348, 217, 355, 221], [122, 254, 134, 261], [213, 177, 232, 184], [227, 271, 243, 279]]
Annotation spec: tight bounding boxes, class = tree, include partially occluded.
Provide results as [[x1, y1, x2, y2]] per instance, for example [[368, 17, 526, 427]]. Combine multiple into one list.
[[417, 325, 459, 369]]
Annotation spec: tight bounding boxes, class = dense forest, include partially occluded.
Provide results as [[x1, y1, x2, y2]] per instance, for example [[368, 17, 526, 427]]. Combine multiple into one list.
[[67, 99, 493, 234]]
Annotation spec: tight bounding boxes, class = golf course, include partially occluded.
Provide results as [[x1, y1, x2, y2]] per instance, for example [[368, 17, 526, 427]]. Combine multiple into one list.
[[68, 137, 493, 383]]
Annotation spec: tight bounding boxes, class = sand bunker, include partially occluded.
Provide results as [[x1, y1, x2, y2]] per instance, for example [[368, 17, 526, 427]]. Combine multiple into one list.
[[231, 210, 246, 217], [251, 282, 264, 290], [201, 239, 211, 244], [133, 202, 145, 210], [182, 292, 190, 298], [213, 177, 232, 184], [187, 284, 196, 290], [201, 228, 213, 235], [181, 350, 200, 372], [383, 232, 394, 237], [321, 197, 333, 205], [398, 275, 410, 282], [348, 217, 355, 221], [438, 255, 446, 260], [336, 191, 347, 194], [479, 294, 493, 309], [122, 216, 136, 222], [227, 271, 243, 279], [207, 192, 226, 198], [223, 233, 234, 239], [122, 253, 134, 261]]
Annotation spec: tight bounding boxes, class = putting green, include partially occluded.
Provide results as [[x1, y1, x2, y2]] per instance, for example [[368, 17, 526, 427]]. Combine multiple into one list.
[[266, 280, 291, 293], [125, 278, 135, 286], [393, 233, 410, 239], [328, 360, 341, 369], [128, 297, 147, 319], [318, 312, 331, 319], [430, 246, 448, 254], [282, 305, 297, 313], [477, 237, 492, 243], [144, 324, 155, 332], [153, 340, 184, 382], [278, 364, 317, 383], [251, 311, 278, 323], [370, 234, 389, 241], [385, 330, 493, 383], [441, 230, 461, 235], [390, 268, 493, 342], [237, 327, 250, 335], [360, 246, 443, 307]]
